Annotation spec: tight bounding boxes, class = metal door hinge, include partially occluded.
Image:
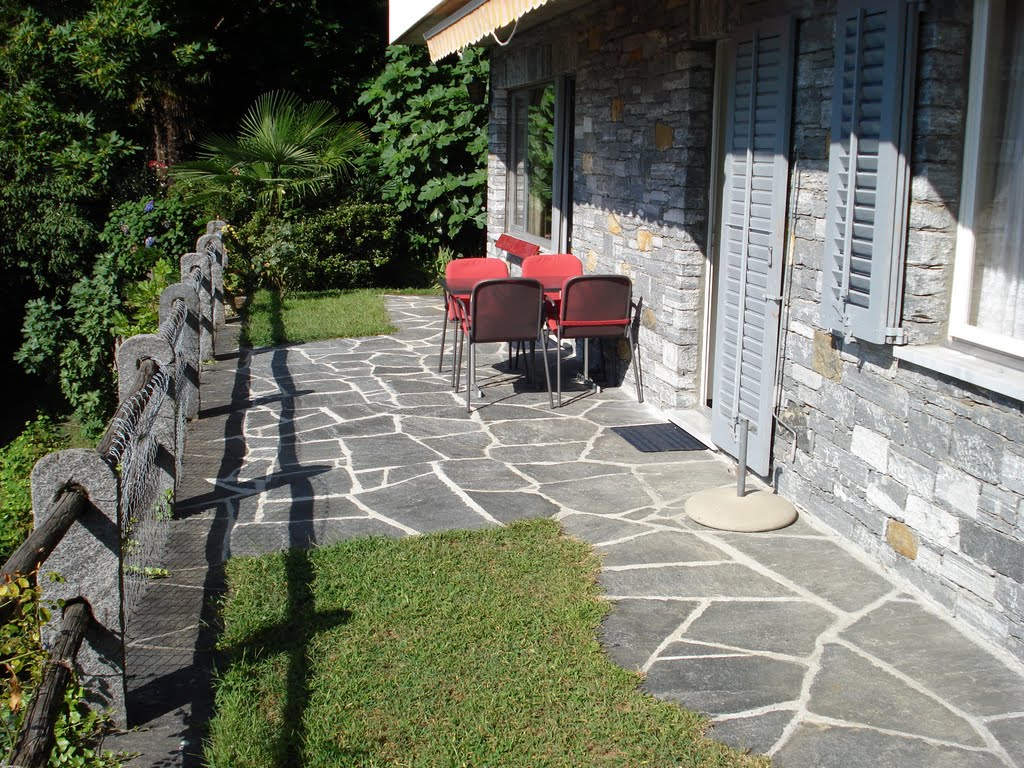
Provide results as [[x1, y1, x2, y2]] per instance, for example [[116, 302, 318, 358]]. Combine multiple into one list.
[[885, 326, 907, 345]]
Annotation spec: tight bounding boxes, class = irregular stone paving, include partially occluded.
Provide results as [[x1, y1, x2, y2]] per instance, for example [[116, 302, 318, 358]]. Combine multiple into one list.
[[118, 296, 1024, 767]]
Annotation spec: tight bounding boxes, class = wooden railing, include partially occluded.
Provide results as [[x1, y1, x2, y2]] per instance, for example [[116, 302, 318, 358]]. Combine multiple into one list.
[[0, 221, 227, 768]]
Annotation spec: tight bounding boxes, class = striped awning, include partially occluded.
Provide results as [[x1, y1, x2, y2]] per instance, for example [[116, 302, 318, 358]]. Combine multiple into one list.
[[425, 0, 553, 61]]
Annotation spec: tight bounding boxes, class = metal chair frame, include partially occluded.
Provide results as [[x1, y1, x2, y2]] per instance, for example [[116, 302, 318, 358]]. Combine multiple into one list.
[[453, 278, 553, 413], [546, 275, 644, 407], [438, 258, 508, 376]]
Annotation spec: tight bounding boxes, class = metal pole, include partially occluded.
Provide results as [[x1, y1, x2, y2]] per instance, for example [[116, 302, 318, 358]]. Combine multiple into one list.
[[736, 416, 749, 497]]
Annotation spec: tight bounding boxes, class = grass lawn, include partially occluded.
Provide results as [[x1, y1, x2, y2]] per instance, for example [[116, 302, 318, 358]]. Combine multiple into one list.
[[240, 287, 440, 347], [206, 520, 768, 768]]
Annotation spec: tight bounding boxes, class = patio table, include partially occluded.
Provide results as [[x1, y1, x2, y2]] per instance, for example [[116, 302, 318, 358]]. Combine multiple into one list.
[[441, 276, 563, 392], [441, 275, 564, 299]]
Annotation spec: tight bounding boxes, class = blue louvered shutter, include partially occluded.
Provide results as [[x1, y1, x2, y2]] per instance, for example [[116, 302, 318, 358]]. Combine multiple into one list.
[[822, 0, 918, 344], [710, 17, 795, 477]]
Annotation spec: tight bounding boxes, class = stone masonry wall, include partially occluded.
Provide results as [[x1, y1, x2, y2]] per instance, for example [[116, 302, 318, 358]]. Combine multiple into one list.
[[774, 0, 1024, 663], [488, 0, 717, 410], [485, 0, 1024, 662]]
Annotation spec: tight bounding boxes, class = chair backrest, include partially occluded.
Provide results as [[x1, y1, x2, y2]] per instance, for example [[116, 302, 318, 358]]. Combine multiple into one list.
[[470, 278, 545, 344], [521, 253, 584, 282], [445, 257, 509, 281], [495, 234, 541, 259], [559, 275, 633, 338]]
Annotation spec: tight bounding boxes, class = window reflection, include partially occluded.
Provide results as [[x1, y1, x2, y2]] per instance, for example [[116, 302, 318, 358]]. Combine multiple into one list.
[[510, 83, 555, 240]]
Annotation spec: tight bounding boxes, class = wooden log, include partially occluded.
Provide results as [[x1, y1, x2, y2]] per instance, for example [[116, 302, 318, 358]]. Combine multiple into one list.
[[0, 489, 87, 626], [96, 357, 160, 459], [6, 601, 91, 768]]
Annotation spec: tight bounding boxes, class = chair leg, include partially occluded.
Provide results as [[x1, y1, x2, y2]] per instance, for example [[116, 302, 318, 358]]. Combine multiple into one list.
[[473, 342, 484, 398], [629, 327, 643, 403], [438, 295, 449, 373], [556, 329, 563, 408], [540, 334, 553, 409], [583, 338, 597, 392], [454, 325, 465, 392], [466, 341, 473, 413], [452, 319, 461, 370]]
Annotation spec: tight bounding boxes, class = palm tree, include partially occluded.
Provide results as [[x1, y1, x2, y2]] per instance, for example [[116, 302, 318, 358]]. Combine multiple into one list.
[[171, 90, 366, 211]]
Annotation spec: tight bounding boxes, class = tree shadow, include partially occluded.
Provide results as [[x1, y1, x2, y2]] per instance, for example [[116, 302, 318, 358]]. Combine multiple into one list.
[[122, 290, 338, 766]]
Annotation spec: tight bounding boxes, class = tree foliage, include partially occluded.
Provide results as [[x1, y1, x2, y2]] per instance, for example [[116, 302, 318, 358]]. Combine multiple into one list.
[[172, 91, 367, 213], [0, 0, 213, 292], [359, 46, 490, 270], [0, 1, 386, 433]]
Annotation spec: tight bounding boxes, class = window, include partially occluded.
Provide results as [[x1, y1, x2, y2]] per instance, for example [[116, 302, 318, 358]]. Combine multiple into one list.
[[951, 0, 1024, 359], [507, 79, 573, 250], [821, 0, 918, 345]]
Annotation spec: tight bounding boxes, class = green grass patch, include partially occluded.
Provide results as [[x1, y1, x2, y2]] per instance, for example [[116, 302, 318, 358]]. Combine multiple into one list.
[[241, 287, 440, 347], [0, 415, 84, 561], [207, 520, 768, 768]]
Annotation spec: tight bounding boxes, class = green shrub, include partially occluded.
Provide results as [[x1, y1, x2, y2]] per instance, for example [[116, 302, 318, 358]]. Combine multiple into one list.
[[1, 574, 119, 767], [16, 191, 207, 433], [222, 214, 294, 294], [225, 203, 401, 293], [100, 194, 207, 279], [359, 45, 489, 273], [289, 203, 400, 290], [111, 259, 177, 338], [0, 415, 68, 562]]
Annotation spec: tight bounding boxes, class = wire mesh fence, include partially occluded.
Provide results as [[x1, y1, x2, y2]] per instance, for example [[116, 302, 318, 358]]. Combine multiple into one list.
[[100, 366, 172, 620], [2, 221, 227, 734]]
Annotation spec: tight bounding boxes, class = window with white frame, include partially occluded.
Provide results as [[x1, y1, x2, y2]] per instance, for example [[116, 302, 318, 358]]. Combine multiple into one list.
[[952, 0, 1024, 358], [506, 79, 572, 250]]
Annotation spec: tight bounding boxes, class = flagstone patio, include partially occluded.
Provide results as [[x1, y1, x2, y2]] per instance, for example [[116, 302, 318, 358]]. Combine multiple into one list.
[[116, 295, 1024, 767]]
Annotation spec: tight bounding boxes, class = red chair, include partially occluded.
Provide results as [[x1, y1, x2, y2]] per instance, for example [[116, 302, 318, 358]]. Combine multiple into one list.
[[518, 253, 583, 366], [453, 278, 552, 413], [439, 258, 508, 378], [546, 275, 643, 407], [521, 253, 584, 302]]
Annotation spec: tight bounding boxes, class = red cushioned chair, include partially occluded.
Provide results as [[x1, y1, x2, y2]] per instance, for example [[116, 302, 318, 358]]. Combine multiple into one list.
[[522, 253, 584, 302], [439, 257, 508, 381], [453, 278, 552, 413], [517, 253, 583, 366], [547, 275, 643, 408]]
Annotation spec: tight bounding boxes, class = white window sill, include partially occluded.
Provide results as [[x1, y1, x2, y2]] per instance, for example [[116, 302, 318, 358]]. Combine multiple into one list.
[[894, 344, 1024, 402]]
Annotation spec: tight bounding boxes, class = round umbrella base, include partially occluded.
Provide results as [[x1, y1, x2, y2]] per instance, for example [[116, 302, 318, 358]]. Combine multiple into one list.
[[686, 486, 798, 532]]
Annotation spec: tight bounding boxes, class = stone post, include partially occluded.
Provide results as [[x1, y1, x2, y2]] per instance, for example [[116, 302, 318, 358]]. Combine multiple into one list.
[[116, 334, 178, 490], [196, 233, 226, 329], [159, 285, 201, 419], [31, 450, 126, 726], [180, 252, 213, 362]]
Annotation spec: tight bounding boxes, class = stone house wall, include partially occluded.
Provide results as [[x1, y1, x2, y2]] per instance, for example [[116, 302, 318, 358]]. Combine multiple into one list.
[[485, 0, 1024, 662]]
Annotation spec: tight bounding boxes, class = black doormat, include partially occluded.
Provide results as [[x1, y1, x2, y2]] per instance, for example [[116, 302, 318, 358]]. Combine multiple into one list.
[[611, 423, 707, 452]]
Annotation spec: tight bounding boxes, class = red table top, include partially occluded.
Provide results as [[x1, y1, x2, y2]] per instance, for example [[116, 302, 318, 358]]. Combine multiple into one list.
[[441, 276, 567, 297]]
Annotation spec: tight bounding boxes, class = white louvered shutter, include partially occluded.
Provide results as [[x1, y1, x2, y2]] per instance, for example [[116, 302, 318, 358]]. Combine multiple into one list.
[[710, 17, 795, 477], [823, 0, 918, 344]]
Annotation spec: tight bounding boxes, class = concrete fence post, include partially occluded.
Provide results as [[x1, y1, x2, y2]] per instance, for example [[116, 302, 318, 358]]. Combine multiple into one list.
[[196, 233, 226, 329], [159, 285, 201, 420], [116, 333, 178, 484], [30, 450, 126, 727], [180, 252, 214, 361]]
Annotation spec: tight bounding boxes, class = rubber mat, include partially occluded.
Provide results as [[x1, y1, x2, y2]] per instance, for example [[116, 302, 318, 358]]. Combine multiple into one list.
[[610, 422, 708, 452]]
